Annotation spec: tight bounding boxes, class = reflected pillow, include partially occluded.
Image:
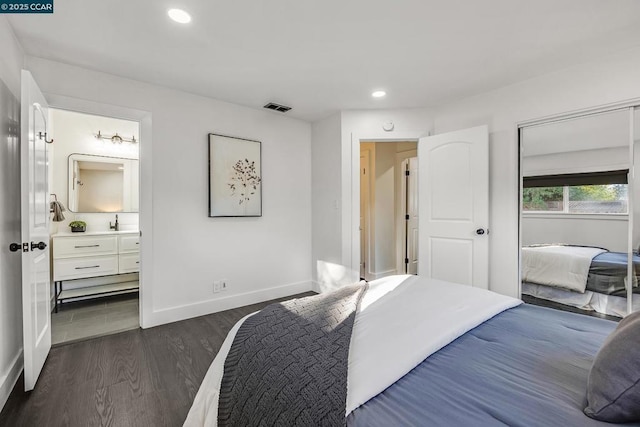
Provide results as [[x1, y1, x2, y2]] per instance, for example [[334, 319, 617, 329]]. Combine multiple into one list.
[[584, 311, 640, 422]]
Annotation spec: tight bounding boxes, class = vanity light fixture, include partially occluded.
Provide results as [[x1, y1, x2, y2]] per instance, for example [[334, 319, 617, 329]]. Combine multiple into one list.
[[95, 130, 138, 144], [372, 90, 387, 98], [168, 8, 192, 24]]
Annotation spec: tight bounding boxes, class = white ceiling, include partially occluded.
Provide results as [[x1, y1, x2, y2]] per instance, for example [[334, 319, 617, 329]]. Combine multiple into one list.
[[8, 0, 640, 122]]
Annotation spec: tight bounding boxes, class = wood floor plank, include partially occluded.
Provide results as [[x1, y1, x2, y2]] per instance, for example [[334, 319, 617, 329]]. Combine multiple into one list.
[[0, 292, 314, 427]]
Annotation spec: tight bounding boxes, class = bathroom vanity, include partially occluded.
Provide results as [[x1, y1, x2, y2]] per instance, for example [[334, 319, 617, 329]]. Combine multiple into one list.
[[52, 230, 139, 311]]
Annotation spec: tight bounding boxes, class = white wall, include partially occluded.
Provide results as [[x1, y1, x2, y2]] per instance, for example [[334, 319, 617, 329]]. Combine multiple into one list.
[[27, 56, 312, 327], [0, 16, 24, 413], [49, 108, 140, 234], [522, 215, 628, 252], [433, 46, 640, 297], [311, 114, 345, 291]]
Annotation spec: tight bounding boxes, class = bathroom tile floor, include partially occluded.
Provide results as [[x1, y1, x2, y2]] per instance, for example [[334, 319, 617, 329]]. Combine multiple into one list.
[[51, 293, 140, 345]]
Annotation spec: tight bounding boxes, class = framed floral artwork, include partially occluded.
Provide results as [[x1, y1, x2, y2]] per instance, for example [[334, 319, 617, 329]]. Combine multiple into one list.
[[208, 133, 262, 217]]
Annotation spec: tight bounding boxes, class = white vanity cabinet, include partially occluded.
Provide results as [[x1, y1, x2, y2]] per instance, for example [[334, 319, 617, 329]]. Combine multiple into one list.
[[52, 231, 139, 311], [118, 234, 140, 274]]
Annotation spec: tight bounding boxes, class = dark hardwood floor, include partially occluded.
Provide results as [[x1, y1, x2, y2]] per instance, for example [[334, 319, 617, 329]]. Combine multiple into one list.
[[0, 292, 315, 427], [522, 294, 621, 322]]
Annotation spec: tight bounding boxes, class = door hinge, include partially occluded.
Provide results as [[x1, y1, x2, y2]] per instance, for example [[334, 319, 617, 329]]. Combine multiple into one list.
[[405, 214, 410, 220], [405, 170, 410, 176], [405, 258, 409, 264]]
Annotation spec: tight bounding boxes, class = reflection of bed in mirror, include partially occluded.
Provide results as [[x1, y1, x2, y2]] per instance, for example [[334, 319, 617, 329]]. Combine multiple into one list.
[[521, 244, 640, 317]]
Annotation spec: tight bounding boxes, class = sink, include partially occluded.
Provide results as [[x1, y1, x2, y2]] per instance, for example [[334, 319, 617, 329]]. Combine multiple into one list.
[[118, 224, 139, 232]]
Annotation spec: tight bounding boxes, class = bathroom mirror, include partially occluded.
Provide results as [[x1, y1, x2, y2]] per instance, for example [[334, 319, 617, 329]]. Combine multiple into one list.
[[68, 153, 139, 213]]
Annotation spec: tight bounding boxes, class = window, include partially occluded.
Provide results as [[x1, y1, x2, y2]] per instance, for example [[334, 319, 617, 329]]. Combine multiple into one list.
[[523, 171, 628, 214], [567, 184, 627, 213], [522, 186, 563, 211]]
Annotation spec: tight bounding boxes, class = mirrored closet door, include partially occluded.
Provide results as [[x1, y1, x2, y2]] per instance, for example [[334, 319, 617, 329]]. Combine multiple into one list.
[[520, 106, 638, 319]]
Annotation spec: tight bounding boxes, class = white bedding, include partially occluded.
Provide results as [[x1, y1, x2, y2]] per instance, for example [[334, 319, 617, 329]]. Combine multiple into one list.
[[521, 245, 607, 293], [183, 275, 521, 426], [522, 282, 640, 318]]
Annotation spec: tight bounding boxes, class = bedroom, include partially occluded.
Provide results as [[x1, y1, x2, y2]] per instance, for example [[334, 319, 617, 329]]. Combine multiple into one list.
[[1, 0, 640, 425]]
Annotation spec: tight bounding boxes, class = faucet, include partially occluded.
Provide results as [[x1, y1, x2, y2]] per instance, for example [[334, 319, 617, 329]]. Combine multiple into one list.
[[110, 214, 119, 231]]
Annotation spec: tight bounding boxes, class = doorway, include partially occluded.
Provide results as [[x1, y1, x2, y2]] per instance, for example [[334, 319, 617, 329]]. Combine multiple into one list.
[[49, 108, 141, 344], [359, 141, 418, 281]]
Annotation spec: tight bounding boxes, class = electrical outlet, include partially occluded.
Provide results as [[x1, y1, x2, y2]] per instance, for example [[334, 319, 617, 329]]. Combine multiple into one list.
[[213, 281, 222, 293]]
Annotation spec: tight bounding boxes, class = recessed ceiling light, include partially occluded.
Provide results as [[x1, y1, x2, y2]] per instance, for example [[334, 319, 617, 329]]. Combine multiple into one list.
[[372, 90, 386, 98], [168, 8, 191, 24]]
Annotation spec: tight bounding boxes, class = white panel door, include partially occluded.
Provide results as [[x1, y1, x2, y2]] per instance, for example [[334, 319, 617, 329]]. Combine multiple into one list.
[[418, 125, 489, 288], [21, 70, 51, 391], [406, 157, 419, 274]]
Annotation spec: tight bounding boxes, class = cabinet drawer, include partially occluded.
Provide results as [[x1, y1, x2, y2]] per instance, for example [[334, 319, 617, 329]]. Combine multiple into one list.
[[53, 255, 118, 281], [119, 235, 140, 253], [54, 236, 117, 259], [119, 253, 140, 274]]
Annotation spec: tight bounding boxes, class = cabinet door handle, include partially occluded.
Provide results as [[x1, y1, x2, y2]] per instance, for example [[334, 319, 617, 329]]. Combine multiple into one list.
[[136, 261, 140, 264], [75, 244, 100, 248], [75, 265, 100, 270]]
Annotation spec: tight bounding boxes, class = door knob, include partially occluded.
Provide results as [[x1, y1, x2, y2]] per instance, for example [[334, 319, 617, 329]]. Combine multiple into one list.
[[31, 241, 47, 251], [9, 243, 21, 252], [476, 228, 486, 235]]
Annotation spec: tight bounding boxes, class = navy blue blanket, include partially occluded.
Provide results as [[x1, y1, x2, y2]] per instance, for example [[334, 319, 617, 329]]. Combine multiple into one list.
[[587, 252, 640, 296], [348, 304, 640, 426]]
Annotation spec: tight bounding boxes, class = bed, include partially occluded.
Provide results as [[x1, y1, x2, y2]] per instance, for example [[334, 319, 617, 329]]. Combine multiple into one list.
[[184, 275, 640, 426], [521, 245, 640, 317]]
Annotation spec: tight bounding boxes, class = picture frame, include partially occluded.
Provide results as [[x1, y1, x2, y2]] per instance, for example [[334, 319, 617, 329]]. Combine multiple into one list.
[[208, 133, 262, 217]]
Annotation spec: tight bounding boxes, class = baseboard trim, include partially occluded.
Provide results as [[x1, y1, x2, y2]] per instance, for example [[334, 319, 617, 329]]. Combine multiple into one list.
[[0, 350, 22, 414], [369, 269, 398, 280], [143, 280, 313, 328], [311, 281, 322, 293]]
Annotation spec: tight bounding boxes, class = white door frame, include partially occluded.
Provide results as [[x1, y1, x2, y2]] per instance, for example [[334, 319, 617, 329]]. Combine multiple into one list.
[[349, 131, 427, 280], [359, 147, 372, 280], [44, 94, 154, 328]]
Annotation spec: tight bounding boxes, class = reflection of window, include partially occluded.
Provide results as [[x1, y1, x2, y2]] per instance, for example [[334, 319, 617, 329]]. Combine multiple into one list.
[[568, 185, 627, 213], [522, 187, 563, 211], [523, 170, 628, 214]]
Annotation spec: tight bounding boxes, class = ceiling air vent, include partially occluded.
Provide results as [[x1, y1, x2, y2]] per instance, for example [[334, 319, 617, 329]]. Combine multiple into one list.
[[263, 102, 292, 113]]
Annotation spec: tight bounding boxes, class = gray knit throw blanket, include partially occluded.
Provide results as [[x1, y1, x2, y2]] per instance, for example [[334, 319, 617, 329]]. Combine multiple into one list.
[[218, 283, 367, 427]]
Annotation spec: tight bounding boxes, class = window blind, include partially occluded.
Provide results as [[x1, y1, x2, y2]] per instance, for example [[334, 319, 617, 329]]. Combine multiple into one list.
[[523, 170, 628, 188]]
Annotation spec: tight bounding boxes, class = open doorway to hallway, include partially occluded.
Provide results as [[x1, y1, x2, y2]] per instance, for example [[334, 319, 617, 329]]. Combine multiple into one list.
[[360, 141, 418, 281]]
